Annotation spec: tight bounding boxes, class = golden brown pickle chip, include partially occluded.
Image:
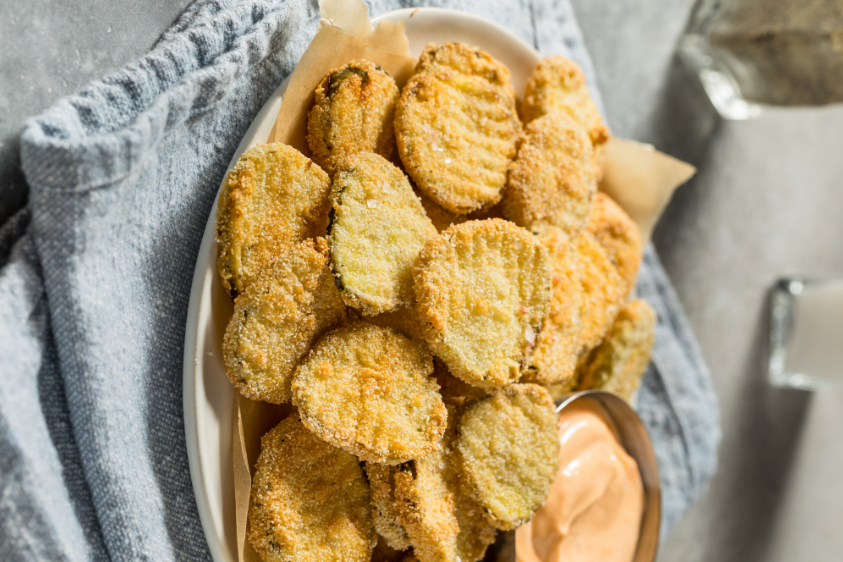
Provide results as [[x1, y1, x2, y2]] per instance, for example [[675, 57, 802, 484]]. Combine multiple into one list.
[[291, 322, 447, 464], [414, 219, 552, 389], [578, 299, 656, 402], [247, 417, 375, 562], [222, 238, 346, 403], [585, 192, 643, 297], [366, 464, 412, 551], [216, 143, 331, 297], [394, 406, 498, 562], [522, 226, 584, 386], [574, 231, 626, 356], [395, 43, 521, 214], [504, 113, 597, 238], [307, 60, 400, 175], [457, 384, 560, 530], [330, 153, 437, 315], [521, 55, 609, 148]]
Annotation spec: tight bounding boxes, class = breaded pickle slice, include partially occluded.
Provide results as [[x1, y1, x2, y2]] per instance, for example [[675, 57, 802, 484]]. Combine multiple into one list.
[[222, 238, 346, 403], [216, 143, 331, 297], [330, 153, 437, 315], [578, 299, 656, 402], [585, 192, 643, 297], [575, 231, 626, 356], [504, 113, 597, 238], [522, 226, 584, 386], [521, 55, 609, 148], [366, 463, 412, 551], [307, 60, 400, 175], [394, 406, 497, 562], [457, 384, 560, 530], [395, 43, 521, 214], [414, 219, 552, 389], [291, 322, 447, 464], [247, 417, 375, 562]]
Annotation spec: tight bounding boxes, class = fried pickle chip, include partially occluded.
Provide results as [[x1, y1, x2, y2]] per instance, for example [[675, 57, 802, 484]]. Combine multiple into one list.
[[216, 143, 331, 297], [330, 153, 437, 315], [457, 384, 560, 530], [575, 231, 626, 356], [222, 238, 346, 403], [247, 416, 375, 562], [395, 43, 521, 214], [522, 226, 584, 386], [578, 299, 656, 402], [366, 463, 412, 550], [520, 55, 609, 148], [585, 192, 643, 297], [291, 322, 447, 464], [307, 60, 400, 175], [394, 406, 497, 562], [414, 219, 552, 389], [504, 113, 597, 238]]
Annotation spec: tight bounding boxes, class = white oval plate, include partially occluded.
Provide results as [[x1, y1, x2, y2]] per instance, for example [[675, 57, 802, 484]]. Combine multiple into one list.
[[183, 9, 540, 562]]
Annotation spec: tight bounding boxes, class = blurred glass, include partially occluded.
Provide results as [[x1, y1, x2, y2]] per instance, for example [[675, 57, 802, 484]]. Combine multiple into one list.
[[679, 0, 843, 120], [769, 277, 843, 390]]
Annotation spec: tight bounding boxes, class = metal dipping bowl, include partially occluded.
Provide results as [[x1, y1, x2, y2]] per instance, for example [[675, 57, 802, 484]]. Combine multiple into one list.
[[488, 390, 661, 562]]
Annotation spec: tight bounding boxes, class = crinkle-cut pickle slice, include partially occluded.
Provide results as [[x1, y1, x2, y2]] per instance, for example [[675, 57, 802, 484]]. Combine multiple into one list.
[[503, 113, 596, 239], [247, 416, 376, 562], [394, 405, 497, 562], [365, 463, 412, 551], [457, 384, 560, 531], [307, 60, 400, 175], [522, 226, 584, 386], [414, 219, 552, 389], [215, 142, 331, 297], [585, 192, 643, 298], [291, 321, 447, 464], [578, 299, 656, 402], [330, 153, 437, 315], [395, 43, 521, 215], [222, 238, 346, 404]]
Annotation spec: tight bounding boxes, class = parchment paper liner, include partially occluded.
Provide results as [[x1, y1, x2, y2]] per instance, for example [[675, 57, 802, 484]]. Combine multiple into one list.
[[232, 1, 696, 560]]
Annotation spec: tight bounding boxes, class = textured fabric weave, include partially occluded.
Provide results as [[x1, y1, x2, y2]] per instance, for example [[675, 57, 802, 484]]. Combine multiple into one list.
[[0, 1, 720, 560]]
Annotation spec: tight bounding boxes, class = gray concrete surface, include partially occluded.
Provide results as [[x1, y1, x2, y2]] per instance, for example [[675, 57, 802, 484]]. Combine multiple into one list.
[[0, 0, 193, 224], [3, 0, 843, 561]]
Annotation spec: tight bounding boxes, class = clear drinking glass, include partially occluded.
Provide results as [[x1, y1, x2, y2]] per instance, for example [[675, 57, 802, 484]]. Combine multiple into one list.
[[769, 277, 843, 390], [679, 0, 843, 120]]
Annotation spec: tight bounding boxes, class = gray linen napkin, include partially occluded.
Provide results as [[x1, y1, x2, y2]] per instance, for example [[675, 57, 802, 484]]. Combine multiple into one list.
[[0, 1, 720, 560]]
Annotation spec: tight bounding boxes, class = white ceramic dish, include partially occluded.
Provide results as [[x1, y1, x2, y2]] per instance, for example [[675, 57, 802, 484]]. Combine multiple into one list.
[[184, 9, 543, 562]]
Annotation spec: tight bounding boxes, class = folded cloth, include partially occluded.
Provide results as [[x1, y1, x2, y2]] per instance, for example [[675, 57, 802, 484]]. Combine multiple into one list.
[[0, 0, 720, 560]]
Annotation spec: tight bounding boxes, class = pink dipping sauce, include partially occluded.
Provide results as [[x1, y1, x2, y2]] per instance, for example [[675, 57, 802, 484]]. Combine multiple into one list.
[[516, 402, 644, 562]]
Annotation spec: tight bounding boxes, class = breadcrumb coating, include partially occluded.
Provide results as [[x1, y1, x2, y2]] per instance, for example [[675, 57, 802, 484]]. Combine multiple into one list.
[[457, 384, 560, 530], [307, 60, 400, 175], [247, 417, 375, 562], [585, 192, 643, 298], [395, 43, 522, 214], [291, 322, 447, 464], [503, 113, 596, 238], [216, 143, 331, 297], [414, 219, 552, 389], [521, 55, 609, 148], [394, 405, 497, 562], [222, 238, 346, 403], [330, 153, 437, 315], [578, 299, 656, 402], [522, 226, 584, 386], [366, 463, 412, 550]]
